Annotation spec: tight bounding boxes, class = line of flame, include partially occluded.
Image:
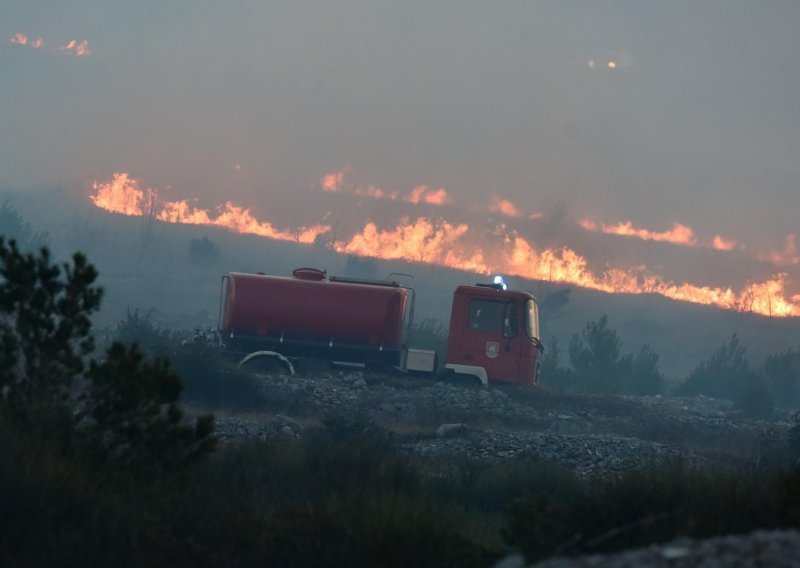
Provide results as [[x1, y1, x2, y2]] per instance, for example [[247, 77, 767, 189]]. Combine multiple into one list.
[[579, 218, 697, 246], [91, 173, 329, 244], [337, 218, 800, 317], [89, 173, 800, 317]]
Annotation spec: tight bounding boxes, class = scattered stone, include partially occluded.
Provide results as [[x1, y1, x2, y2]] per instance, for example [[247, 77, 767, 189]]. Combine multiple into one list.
[[436, 423, 470, 438]]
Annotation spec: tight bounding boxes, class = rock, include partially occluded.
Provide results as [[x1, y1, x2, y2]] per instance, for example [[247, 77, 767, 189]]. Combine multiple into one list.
[[352, 378, 368, 389], [436, 423, 470, 438], [272, 414, 302, 433]]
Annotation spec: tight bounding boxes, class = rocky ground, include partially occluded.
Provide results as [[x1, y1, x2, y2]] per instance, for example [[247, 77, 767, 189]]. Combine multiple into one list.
[[208, 369, 800, 566], [526, 529, 800, 567], [212, 369, 796, 476]]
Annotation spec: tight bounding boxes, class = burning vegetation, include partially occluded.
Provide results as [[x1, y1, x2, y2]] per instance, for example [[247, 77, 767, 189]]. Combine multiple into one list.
[[89, 172, 800, 317]]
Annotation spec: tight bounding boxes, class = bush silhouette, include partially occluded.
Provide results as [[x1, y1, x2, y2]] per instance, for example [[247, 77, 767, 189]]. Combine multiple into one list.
[[567, 315, 662, 395], [0, 238, 214, 478]]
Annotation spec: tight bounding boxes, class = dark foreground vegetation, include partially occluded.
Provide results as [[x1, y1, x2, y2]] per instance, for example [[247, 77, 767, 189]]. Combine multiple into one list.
[[3, 239, 800, 566]]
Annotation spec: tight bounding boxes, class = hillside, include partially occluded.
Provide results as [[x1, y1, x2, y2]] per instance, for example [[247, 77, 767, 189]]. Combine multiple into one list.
[[8, 188, 800, 379]]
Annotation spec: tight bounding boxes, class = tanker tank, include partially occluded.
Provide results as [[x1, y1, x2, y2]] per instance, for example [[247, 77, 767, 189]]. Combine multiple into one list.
[[220, 268, 409, 366]]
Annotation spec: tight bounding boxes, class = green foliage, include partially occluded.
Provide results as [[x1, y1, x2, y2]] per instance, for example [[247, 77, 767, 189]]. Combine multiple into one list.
[[114, 307, 176, 357], [81, 342, 216, 479], [506, 462, 783, 562], [171, 342, 268, 412], [676, 334, 749, 400], [566, 315, 663, 395], [0, 239, 214, 481], [0, 238, 102, 421]]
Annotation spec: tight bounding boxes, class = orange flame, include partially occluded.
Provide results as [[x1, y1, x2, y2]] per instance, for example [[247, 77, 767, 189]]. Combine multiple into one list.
[[9, 33, 44, 48], [404, 185, 451, 206], [91, 173, 329, 244], [354, 185, 399, 200], [320, 170, 346, 192], [59, 39, 91, 56], [488, 196, 543, 219], [712, 235, 739, 252], [580, 218, 698, 247], [89, 175, 800, 317], [337, 217, 800, 317], [334, 217, 488, 273], [317, 170, 450, 206], [490, 197, 522, 218]]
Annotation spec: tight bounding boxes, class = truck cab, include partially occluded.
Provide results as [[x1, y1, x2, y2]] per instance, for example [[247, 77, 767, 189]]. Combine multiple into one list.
[[444, 282, 543, 385]]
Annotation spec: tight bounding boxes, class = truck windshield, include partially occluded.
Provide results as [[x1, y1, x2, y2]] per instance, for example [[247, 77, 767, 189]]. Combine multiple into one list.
[[525, 299, 540, 341]]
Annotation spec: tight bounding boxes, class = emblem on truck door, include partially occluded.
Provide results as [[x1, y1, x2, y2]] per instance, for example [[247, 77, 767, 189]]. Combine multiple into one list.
[[485, 341, 500, 359]]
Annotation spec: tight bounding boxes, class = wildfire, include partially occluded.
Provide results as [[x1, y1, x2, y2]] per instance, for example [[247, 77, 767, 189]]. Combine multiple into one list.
[[488, 196, 542, 220], [712, 235, 739, 252], [317, 170, 450, 206], [91, 173, 329, 244], [59, 39, 91, 57], [333, 216, 800, 317], [579, 218, 698, 247], [405, 185, 451, 206], [9, 33, 44, 48], [89, 173, 800, 317]]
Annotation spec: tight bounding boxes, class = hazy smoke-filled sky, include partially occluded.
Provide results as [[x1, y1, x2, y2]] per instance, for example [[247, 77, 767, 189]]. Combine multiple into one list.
[[2, 1, 800, 248]]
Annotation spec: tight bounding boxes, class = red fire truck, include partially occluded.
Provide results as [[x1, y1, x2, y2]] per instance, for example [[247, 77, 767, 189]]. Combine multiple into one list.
[[218, 267, 543, 385]]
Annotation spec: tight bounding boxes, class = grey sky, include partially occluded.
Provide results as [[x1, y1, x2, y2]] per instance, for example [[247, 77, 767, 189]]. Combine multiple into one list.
[[2, 1, 799, 250]]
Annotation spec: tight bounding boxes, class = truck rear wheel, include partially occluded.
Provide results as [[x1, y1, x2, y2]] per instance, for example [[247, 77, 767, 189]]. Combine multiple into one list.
[[238, 351, 295, 377]]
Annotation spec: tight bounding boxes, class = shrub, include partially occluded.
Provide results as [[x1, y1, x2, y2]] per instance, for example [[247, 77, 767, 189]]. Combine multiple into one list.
[[0, 239, 214, 479], [675, 334, 750, 401], [506, 462, 783, 562], [170, 342, 268, 412], [566, 315, 662, 395], [114, 307, 176, 357], [80, 342, 216, 481], [0, 239, 101, 426]]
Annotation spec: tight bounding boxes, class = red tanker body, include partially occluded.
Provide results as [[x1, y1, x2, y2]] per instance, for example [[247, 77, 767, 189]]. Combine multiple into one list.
[[220, 268, 408, 366], [218, 267, 542, 386]]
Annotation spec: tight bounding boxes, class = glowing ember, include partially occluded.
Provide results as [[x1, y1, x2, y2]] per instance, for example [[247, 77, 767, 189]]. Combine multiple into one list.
[[89, 174, 800, 317], [405, 185, 451, 206], [490, 197, 522, 218], [59, 39, 91, 56], [91, 173, 329, 244], [317, 170, 450, 206], [761, 234, 800, 267], [9, 33, 44, 48], [320, 170, 345, 192], [354, 185, 398, 200], [580, 218, 698, 247], [712, 235, 739, 252]]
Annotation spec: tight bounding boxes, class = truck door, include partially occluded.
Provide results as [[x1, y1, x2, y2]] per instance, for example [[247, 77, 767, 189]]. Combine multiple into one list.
[[460, 298, 521, 382]]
